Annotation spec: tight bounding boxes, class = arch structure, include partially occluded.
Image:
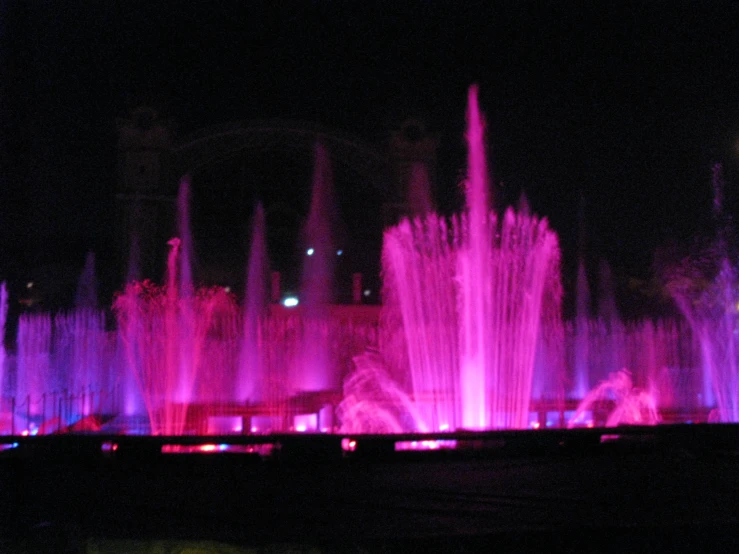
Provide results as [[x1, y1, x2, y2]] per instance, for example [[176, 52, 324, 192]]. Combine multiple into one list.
[[169, 120, 393, 197]]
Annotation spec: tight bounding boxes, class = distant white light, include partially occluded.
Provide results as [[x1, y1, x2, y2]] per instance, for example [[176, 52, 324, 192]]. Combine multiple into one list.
[[223, 286, 231, 293], [363, 289, 371, 297], [26, 281, 33, 289], [306, 248, 314, 256], [336, 249, 343, 256], [282, 296, 299, 308]]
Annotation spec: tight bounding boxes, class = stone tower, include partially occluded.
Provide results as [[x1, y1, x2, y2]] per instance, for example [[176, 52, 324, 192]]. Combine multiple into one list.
[[116, 107, 175, 281], [385, 118, 440, 226]]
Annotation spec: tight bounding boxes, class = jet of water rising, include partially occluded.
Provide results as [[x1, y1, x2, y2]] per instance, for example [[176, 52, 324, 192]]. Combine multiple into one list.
[[239, 202, 269, 401], [382, 86, 562, 431]]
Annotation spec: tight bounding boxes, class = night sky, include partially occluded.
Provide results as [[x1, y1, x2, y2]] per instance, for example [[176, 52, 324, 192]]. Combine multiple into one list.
[[1, 1, 738, 314]]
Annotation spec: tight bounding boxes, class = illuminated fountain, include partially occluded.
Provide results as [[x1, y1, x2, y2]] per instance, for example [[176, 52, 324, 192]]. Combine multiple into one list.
[[378, 86, 562, 431], [114, 239, 240, 435], [0, 88, 727, 436]]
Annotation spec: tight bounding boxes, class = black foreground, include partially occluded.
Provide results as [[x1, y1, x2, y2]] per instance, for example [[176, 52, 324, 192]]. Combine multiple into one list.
[[1, 425, 738, 553]]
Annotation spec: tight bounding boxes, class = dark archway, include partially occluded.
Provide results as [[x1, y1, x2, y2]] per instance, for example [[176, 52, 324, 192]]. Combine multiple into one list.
[[166, 121, 394, 301], [170, 120, 391, 195]]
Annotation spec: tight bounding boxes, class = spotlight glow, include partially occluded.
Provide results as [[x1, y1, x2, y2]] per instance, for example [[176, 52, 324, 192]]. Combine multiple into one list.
[[282, 296, 299, 308]]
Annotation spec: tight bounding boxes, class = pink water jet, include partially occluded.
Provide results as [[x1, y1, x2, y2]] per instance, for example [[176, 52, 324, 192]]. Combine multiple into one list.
[[381, 86, 562, 430], [238, 202, 269, 402], [296, 142, 338, 392], [114, 267, 239, 434]]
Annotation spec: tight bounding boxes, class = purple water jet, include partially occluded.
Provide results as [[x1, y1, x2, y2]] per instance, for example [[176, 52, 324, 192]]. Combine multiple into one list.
[[238, 202, 269, 402], [667, 165, 739, 421], [0, 283, 6, 397], [296, 142, 337, 392], [573, 260, 591, 399]]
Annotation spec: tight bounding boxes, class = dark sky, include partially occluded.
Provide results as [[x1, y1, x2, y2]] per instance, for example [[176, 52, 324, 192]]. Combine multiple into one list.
[[1, 1, 738, 310]]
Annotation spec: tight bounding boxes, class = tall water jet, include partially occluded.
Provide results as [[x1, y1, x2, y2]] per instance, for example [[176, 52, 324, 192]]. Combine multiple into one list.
[[296, 142, 337, 392], [573, 260, 591, 398], [382, 86, 562, 430], [458, 84, 493, 429], [176, 176, 195, 294], [238, 202, 269, 401]]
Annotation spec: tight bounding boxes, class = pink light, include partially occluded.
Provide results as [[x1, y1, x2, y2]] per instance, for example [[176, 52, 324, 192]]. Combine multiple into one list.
[[395, 439, 457, 451], [293, 413, 317, 433], [341, 438, 357, 452], [531, 421, 541, 429]]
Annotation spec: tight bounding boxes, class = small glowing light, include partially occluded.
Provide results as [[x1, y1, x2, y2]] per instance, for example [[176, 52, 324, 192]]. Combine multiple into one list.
[[250, 426, 258, 433], [531, 421, 541, 429], [394, 439, 458, 451], [336, 249, 343, 256], [101, 441, 119, 452], [224, 286, 231, 293], [306, 248, 314, 256], [282, 296, 299, 308], [295, 425, 307, 432], [199, 444, 217, 452], [26, 281, 33, 289], [21, 430, 29, 436], [439, 423, 450, 431], [341, 438, 357, 452], [363, 289, 371, 297], [586, 421, 595, 428]]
